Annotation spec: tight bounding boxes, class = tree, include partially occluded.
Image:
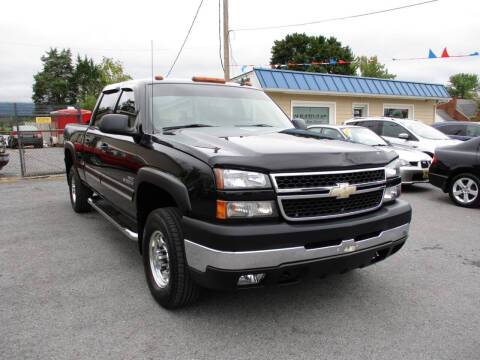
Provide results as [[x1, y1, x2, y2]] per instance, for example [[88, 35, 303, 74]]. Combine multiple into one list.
[[99, 57, 132, 85], [32, 48, 77, 105], [447, 73, 479, 99], [270, 33, 356, 75], [356, 56, 396, 79], [74, 55, 103, 106]]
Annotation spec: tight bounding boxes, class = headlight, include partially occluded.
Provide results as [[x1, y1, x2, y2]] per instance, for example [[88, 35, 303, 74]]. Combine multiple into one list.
[[398, 159, 410, 167], [385, 159, 401, 178], [216, 200, 275, 219], [215, 169, 271, 189]]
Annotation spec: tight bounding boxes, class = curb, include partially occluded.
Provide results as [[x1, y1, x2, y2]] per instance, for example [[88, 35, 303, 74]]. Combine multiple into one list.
[[0, 174, 66, 183]]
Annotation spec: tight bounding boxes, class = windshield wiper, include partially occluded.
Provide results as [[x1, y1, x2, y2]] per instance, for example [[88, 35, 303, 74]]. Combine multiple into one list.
[[235, 124, 273, 127], [162, 124, 214, 131]]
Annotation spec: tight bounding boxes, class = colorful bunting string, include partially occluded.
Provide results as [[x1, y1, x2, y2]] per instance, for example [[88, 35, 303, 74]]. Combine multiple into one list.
[[236, 58, 376, 72], [393, 47, 479, 61]]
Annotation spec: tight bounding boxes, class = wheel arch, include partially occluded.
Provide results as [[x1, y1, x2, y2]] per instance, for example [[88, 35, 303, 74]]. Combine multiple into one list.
[[135, 167, 191, 253], [447, 168, 480, 190]]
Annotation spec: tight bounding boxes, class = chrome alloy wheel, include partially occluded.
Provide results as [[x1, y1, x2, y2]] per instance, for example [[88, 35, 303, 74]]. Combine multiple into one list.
[[70, 177, 77, 204], [149, 230, 170, 288], [452, 177, 479, 204]]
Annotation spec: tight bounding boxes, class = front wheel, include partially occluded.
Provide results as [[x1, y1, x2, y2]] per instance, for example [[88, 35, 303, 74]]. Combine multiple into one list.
[[448, 173, 480, 208], [142, 207, 199, 309]]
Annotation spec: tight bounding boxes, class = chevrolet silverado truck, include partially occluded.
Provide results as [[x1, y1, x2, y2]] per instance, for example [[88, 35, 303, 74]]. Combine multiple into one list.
[[64, 76, 412, 309]]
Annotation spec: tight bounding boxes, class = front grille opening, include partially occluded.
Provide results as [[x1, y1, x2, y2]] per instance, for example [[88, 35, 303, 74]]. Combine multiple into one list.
[[275, 169, 385, 190], [305, 238, 343, 249], [282, 189, 383, 219], [355, 230, 381, 242]]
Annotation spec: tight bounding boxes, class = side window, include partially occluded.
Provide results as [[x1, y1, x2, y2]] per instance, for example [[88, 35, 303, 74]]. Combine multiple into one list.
[[357, 121, 381, 135], [441, 124, 465, 136], [322, 128, 344, 140], [92, 92, 120, 127], [116, 90, 137, 127], [381, 122, 409, 138], [466, 125, 480, 137]]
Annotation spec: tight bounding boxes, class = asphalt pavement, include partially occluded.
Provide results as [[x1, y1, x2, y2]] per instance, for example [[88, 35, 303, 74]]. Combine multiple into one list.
[[0, 179, 479, 359]]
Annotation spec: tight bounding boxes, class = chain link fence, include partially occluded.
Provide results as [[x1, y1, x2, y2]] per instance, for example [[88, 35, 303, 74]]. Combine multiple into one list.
[[0, 103, 90, 178]]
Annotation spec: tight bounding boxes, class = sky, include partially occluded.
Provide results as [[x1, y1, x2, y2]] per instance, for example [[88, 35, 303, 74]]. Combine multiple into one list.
[[1, 0, 479, 102]]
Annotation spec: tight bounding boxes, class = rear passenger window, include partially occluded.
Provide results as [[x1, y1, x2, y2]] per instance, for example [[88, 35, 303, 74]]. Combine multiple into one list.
[[322, 128, 343, 140], [116, 90, 137, 127], [356, 121, 381, 134], [93, 92, 120, 127], [441, 124, 465, 136], [382, 122, 408, 138]]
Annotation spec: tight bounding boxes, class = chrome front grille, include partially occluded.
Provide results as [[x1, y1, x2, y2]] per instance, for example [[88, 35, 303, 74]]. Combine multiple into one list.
[[271, 168, 386, 221]]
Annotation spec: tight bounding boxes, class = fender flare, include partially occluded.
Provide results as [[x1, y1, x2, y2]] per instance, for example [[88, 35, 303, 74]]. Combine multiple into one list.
[[64, 141, 76, 168], [134, 167, 192, 214]]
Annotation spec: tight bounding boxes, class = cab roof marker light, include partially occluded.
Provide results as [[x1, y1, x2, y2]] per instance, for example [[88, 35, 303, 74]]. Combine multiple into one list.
[[192, 76, 226, 84], [154, 75, 164, 80]]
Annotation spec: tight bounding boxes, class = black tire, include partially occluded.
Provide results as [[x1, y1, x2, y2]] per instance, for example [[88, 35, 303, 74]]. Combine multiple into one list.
[[68, 167, 92, 213], [142, 207, 199, 309], [448, 173, 480, 208]]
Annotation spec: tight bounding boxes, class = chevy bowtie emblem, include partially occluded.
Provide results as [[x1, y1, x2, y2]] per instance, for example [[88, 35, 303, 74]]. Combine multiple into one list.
[[329, 183, 357, 199]]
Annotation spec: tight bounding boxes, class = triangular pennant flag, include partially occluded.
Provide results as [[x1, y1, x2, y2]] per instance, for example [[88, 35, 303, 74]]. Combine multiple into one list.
[[428, 49, 437, 58], [241, 65, 247, 72], [329, 59, 337, 64], [338, 59, 346, 64], [470, 52, 479, 56], [441, 48, 449, 57]]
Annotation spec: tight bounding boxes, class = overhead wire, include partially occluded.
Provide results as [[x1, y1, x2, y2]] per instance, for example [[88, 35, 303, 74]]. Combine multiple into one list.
[[166, 0, 205, 77], [230, 0, 439, 32]]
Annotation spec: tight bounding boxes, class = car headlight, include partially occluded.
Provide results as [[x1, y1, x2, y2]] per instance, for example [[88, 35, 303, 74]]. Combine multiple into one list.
[[398, 159, 410, 167], [214, 169, 271, 189], [385, 159, 401, 178]]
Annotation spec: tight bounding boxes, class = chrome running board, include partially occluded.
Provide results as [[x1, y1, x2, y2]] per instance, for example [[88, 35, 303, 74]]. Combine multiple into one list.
[[88, 198, 138, 242]]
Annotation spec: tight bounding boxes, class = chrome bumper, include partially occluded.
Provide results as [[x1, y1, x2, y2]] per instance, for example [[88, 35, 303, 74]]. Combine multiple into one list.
[[184, 223, 409, 272]]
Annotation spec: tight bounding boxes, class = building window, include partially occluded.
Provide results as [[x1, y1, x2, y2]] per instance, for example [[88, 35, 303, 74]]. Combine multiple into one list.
[[352, 103, 369, 118], [291, 101, 336, 125], [383, 104, 414, 119]]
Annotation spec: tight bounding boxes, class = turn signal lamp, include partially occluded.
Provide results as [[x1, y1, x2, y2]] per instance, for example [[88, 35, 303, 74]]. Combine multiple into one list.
[[192, 76, 226, 84]]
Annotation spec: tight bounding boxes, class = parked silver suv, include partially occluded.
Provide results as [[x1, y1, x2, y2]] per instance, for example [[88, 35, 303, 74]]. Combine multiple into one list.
[[344, 117, 461, 157]]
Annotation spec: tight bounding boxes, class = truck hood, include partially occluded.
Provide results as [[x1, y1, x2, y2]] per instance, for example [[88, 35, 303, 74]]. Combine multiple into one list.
[[153, 127, 397, 172]]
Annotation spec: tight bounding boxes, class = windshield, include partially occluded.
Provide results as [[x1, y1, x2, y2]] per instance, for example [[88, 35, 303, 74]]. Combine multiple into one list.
[[403, 121, 450, 140], [149, 84, 293, 132], [342, 127, 389, 146]]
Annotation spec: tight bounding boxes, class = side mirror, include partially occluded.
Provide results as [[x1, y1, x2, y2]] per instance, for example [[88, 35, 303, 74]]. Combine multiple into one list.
[[292, 118, 308, 130], [398, 133, 410, 140], [99, 114, 137, 136]]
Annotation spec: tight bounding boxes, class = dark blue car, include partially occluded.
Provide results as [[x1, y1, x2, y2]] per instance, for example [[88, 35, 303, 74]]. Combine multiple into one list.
[[432, 121, 480, 141]]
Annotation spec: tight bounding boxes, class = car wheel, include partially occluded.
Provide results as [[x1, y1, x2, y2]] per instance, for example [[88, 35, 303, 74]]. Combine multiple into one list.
[[448, 173, 480, 208], [68, 167, 92, 213], [143, 207, 199, 309]]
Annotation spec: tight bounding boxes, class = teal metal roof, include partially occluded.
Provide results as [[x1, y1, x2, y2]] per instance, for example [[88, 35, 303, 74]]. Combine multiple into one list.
[[253, 68, 450, 99]]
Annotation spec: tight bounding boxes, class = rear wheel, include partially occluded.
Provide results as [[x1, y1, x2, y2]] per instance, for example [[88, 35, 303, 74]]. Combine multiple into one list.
[[68, 167, 92, 212], [142, 207, 199, 309], [448, 173, 480, 208]]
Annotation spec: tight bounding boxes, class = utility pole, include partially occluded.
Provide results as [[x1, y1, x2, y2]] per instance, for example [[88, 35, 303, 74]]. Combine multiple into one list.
[[223, 0, 230, 81]]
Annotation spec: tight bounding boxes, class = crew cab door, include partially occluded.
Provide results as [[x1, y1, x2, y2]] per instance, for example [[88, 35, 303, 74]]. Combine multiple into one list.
[[84, 88, 142, 218]]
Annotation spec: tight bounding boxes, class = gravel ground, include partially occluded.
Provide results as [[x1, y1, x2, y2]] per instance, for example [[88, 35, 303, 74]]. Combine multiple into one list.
[[0, 179, 479, 359]]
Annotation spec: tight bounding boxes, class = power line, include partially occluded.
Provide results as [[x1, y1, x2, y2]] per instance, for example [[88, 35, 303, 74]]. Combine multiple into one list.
[[230, 0, 439, 32], [166, 0, 205, 77], [218, 0, 224, 71]]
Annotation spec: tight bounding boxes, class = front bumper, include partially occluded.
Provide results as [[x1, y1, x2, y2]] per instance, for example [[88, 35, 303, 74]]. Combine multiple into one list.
[[400, 166, 429, 184], [183, 200, 411, 289]]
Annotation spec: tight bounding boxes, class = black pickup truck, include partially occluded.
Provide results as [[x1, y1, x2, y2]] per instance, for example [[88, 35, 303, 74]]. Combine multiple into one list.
[[64, 77, 411, 309]]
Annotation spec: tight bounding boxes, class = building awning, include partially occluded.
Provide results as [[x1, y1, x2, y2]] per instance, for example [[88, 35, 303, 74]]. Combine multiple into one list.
[[248, 68, 450, 100]]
